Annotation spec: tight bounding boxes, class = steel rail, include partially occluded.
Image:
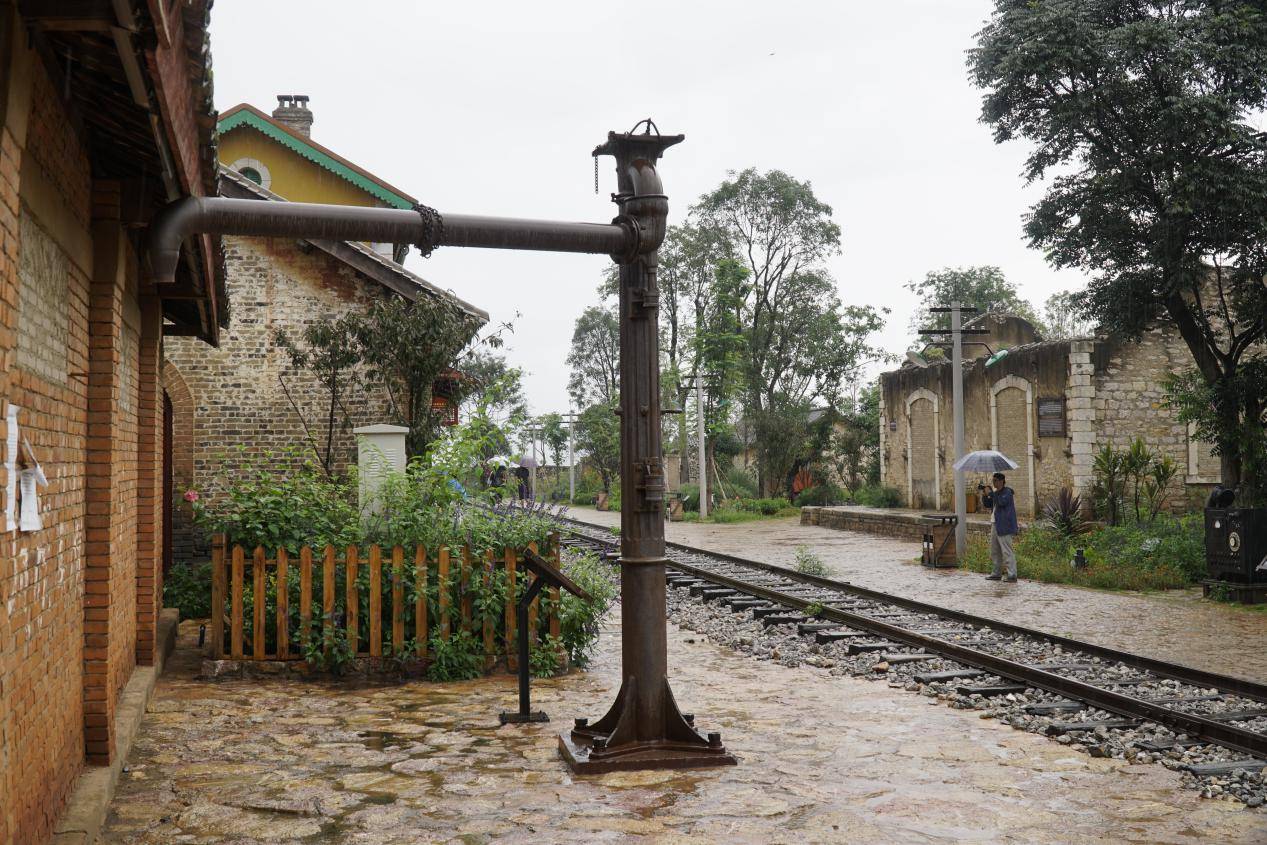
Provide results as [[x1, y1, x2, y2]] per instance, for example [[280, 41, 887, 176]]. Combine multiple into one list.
[[558, 518, 1267, 759]]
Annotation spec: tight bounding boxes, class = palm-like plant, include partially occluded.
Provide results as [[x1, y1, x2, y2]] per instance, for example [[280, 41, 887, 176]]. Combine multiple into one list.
[[1092, 445, 1126, 526], [1043, 487, 1085, 538]]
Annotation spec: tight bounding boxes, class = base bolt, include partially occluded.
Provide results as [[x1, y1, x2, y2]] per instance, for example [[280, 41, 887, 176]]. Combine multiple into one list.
[[683, 713, 695, 725], [574, 717, 589, 729], [708, 732, 722, 747], [593, 737, 607, 750]]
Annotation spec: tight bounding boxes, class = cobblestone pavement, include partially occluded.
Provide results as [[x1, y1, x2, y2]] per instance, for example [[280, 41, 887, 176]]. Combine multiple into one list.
[[570, 507, 1267, 683], [99, 620, 1265, 844]]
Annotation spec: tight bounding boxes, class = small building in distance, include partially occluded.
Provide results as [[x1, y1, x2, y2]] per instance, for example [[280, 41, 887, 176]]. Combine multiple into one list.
[[163, 96, 487, 562], [878, 314, 1220, 518]]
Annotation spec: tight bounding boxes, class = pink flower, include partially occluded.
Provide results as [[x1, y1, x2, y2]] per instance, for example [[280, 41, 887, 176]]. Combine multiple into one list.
[[183, 490, 200, 503]]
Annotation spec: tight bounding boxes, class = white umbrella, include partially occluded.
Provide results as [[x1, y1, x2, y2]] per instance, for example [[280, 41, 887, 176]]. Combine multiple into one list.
[[953, 450, 1019, 473], [518, 455, 540, 469], [487, 455, 515, 468]]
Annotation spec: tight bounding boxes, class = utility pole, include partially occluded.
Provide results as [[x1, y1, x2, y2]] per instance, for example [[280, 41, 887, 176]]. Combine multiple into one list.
[[693, 376, 708, 518], [564, 410, 577, 503], [918, 303, 986, 562]]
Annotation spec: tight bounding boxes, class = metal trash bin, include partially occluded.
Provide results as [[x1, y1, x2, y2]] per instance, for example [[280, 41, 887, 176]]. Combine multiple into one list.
[[1206, 507, 1267, 584]]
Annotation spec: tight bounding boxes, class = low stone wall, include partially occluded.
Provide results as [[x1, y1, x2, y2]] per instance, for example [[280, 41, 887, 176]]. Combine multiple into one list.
[[800, 507, 995, 541]]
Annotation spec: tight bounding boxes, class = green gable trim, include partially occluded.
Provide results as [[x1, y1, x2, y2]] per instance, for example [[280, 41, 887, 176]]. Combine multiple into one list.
[[218, 109, 414, 209]]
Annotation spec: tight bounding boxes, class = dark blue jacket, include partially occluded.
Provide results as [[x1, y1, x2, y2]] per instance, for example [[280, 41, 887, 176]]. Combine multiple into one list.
[[983, 486, 1018, 536]]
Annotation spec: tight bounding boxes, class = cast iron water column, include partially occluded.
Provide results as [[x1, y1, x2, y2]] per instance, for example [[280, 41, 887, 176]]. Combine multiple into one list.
[[560, 125, 736, 772], [147, 120, 734, 774]]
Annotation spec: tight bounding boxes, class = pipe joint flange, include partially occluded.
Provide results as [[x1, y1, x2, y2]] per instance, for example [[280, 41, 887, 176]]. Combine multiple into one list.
[[608, 214, 643, 264]]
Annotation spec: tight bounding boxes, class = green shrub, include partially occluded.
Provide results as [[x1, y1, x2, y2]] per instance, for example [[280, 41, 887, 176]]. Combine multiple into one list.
[[722, 467, 759, 499], [165, 561, 212, 620], [426, 630, 484, 681], [709, 507, 758, 524], [853, 485, 903, 508], [679, 483, 701, 512], [732, 497, 791, 515], [962, 514, 1204, 591], [795, 484, 844, 507], [554, 552, 619, 667]]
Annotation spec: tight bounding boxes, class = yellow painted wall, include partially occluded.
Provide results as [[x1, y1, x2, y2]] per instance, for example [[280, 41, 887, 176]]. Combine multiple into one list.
[[219, 128, 385, 208]]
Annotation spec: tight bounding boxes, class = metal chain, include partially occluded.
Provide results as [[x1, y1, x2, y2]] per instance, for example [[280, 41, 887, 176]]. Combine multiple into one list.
[[412, 203, 444, 258], [593, 156, 599, 194]]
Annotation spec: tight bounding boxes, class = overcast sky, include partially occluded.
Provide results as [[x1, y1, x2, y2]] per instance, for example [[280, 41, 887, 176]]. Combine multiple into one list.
[[209, 0, 1088, 417]]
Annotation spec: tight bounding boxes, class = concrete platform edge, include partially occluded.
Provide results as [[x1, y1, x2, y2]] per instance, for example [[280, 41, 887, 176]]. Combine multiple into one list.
[[52, 608, 180, 845]]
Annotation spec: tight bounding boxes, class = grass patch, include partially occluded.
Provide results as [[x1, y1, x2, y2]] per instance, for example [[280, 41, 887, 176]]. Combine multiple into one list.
[[962, 514, 1204, 592]]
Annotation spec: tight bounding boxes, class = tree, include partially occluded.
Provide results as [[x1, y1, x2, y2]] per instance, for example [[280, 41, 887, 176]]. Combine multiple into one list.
[[576, 402, 620, 494], [693, 168, 888, 493], [566, 305, 620, 407], [354, 296, 482, 457], [905, 266, 1040, 337], [273, 315, 363, 476], [1042, 290, 1096, 340], [539, 412, 568, 480], [455, 349, 527, 429], [824, 383, 882, 491], [971, 0, 1267, 487]]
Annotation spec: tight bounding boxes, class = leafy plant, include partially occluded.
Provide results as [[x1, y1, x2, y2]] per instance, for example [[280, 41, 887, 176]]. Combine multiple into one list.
[[1091, 445, 1127, 526], [804, 601, 826, 618], [164, 561, 212, 620], [426, 630, 483, 682], [794, 545, 829, 577], [852, 485, 903, 508], [795, 484, 844, 507], [1042, 488, 1085, 539], [555, 552, 618, 667], [530, 635, 565, 678], [303, 613, 355, 675]]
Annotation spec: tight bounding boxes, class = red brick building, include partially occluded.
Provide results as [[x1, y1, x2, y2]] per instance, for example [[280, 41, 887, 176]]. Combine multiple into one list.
[[0, 3, 224, 842]]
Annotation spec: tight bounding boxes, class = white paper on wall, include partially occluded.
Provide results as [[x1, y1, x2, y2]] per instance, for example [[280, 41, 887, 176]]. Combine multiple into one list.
[[5, 403, 19, 532], [19, 462, 45, 532]]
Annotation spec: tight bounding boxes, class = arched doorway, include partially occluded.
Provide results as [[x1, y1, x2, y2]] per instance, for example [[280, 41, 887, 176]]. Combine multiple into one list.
[[161, 361, 198, 561], [906, 389, 940, 510], [991, 376, 1035, 517]]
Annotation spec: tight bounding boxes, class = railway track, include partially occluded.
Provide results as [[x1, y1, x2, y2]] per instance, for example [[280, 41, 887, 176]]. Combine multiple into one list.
[[557, 516, 1267, 788]]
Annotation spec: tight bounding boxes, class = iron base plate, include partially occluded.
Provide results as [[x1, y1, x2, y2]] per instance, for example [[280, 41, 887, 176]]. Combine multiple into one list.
[[499, 711, 550, 725], [559, 731, 738, 774]]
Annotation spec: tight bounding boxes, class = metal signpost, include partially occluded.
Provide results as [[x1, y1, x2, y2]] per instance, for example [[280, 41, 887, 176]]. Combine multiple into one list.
[[149, 121, 735, 774]]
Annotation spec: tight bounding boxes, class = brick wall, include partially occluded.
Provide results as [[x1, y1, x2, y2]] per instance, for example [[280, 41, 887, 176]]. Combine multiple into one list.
[[0, 46, 166, 843], [164, 235, 397, 560]]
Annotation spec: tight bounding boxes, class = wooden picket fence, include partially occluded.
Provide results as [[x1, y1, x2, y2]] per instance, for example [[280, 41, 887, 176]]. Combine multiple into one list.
[[208, 534, 562, 664]]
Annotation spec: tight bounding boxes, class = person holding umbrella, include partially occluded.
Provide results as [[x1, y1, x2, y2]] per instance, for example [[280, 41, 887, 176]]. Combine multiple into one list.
[[980, 472, 1018, 582]]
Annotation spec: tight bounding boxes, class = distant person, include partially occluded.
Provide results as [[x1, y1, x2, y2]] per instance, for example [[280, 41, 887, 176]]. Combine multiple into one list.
[[515, 466, 530, 501], [980, 472, 1018, 583]]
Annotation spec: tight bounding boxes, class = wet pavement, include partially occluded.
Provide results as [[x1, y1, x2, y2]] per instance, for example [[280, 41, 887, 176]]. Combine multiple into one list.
[[100, 619, 1266, 844], [571, 507, 1267, 684]]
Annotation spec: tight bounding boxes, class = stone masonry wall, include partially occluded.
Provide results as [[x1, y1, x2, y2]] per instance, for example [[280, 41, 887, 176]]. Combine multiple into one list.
[[881, 330, 1218, 526], [164, 236, 397, 560]]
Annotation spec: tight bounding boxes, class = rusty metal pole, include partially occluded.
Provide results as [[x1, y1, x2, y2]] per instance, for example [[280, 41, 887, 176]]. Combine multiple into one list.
[[559, 124, 737, 773]]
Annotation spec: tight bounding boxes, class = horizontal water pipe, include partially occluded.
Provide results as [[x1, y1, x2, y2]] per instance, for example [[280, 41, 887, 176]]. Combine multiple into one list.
[[148, 196, 634, 285]]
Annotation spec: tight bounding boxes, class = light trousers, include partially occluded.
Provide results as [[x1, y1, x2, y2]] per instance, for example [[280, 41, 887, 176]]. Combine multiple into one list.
[[990, 526, 1017, 579]]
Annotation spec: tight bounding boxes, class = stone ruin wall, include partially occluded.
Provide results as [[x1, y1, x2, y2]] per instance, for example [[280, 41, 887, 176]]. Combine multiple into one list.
[[879, 325, 1217, 519]]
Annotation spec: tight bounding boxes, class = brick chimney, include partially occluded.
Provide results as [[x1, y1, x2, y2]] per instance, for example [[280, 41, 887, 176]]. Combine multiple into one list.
[[272, 94, 313, 137]]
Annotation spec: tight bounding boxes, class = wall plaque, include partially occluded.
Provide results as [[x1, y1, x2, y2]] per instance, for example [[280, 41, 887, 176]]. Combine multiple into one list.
[[1037, 397, 1066, 437]]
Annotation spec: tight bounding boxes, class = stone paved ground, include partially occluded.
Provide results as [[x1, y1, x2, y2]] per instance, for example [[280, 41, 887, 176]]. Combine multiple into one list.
[[100, 619, 1266, 844], [571, 507, 1267, 683]]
